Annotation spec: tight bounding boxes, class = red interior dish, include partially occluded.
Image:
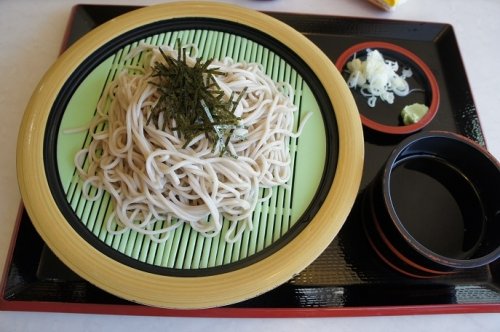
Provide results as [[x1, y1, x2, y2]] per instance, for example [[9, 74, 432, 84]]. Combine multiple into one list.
[[336, 41, 440, 135]]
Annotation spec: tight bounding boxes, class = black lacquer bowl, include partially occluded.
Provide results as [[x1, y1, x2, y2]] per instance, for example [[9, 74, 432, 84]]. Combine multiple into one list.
[[364, 131, 500, 278]]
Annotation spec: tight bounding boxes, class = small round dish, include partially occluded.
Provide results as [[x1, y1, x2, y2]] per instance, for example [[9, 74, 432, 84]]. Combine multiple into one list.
[[16, 2, 364, 308], [336, 41, 440, 135], [363, 131, 500, 278]]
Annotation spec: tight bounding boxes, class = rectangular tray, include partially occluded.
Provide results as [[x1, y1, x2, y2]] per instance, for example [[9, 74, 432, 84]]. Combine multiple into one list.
[[1, 4, 499, 317]]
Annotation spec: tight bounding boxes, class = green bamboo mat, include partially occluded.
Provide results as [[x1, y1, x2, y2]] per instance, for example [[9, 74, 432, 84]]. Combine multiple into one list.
[[56, 29, 327, 270]]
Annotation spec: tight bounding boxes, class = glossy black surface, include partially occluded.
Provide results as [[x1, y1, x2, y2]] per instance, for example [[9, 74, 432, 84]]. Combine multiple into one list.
[[3, 5, 499, 310]]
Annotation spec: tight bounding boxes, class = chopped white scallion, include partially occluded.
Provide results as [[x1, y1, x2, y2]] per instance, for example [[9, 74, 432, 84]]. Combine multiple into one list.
[[346, 49, 413, 107]]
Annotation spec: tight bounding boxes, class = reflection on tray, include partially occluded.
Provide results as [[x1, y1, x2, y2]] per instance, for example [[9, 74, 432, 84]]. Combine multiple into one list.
[[5, 205, 500, 309]]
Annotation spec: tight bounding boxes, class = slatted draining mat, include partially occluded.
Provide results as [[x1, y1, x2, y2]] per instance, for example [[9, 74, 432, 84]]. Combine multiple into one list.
[[55, 29, 328, 273]]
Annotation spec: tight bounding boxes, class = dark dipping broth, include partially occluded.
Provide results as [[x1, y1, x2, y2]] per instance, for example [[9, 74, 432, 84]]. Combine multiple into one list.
[[389, 155, 485, 260]]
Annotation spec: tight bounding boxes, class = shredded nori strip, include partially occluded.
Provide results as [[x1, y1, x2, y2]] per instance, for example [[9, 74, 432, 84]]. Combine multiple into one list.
[[147, 40, 247, 155]]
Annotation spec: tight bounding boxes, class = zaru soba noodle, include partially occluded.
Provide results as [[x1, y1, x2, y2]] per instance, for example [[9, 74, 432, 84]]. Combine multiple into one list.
[[74, 42, 311, 244]]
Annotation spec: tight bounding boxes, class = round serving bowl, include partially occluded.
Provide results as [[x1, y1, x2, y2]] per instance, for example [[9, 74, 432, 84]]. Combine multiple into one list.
[[16, 2, 364, 308], [363, 131, 500, 278], [336, 41, 440, 135]]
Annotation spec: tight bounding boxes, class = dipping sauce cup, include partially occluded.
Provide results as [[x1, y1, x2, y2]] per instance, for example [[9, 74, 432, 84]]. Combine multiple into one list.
[[363, 131, 500, 278]]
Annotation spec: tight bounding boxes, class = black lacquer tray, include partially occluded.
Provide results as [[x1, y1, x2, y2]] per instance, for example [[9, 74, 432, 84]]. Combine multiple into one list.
[[1, 4, 499, 317]]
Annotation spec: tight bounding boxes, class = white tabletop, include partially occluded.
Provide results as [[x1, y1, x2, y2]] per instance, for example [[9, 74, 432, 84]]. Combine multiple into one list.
[[1, 0, 499, 331]]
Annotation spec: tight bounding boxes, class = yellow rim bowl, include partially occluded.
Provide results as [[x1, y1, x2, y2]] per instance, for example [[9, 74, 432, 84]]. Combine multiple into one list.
[[16, 2, 364, 309]]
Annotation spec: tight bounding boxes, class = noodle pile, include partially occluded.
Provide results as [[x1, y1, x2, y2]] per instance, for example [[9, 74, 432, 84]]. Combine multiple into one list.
[[75, 43, 310, 243]]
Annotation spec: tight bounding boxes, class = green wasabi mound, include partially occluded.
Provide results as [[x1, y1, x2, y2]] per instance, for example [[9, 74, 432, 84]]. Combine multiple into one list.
[[401, 103, 429, 125]]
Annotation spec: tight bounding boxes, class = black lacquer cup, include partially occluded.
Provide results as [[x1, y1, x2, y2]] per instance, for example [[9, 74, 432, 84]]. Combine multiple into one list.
[[363, 131, 500, 278]]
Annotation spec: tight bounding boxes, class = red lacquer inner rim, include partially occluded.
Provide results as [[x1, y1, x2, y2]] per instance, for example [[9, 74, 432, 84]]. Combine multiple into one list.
[[335, 41, 440, 135]]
